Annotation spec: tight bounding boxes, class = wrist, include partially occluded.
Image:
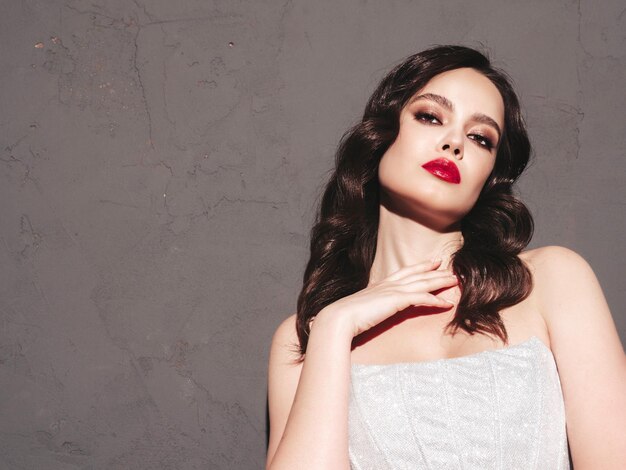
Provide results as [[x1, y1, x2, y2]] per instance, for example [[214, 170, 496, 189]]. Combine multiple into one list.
[[310, 307, 355, 341]]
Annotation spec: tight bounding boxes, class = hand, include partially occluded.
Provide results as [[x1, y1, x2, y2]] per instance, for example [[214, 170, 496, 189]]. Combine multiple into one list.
[[316, 259, 458, 338]]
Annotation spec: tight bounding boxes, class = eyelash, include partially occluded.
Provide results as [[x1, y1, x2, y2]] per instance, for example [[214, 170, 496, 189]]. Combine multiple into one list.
[[414, 112, 495, 151]]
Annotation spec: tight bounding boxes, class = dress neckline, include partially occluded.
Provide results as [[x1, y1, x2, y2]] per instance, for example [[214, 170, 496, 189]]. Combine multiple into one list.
[[351, 335, 548, 369]]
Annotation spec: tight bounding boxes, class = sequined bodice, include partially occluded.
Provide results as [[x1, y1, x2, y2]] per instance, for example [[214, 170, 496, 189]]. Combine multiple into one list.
[[349, 336, 570, 469]]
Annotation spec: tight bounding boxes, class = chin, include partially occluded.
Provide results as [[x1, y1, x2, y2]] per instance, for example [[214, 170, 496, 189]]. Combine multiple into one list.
[[383, 190, 470, 228], [398, 183, 473, 209]]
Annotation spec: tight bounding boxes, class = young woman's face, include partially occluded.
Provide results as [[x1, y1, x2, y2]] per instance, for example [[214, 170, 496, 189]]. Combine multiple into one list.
[[378, 67, 505, 229]]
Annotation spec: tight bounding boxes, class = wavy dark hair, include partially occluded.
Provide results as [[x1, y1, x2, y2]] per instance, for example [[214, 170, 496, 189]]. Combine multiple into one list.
[[295, 45, 534, 356]]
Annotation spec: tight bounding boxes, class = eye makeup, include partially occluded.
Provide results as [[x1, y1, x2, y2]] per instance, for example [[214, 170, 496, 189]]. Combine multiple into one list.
[[413, 107, 498, 151], [414, 111, 441, 124], [410, 93, 502, 144], [469, 133, 495, 150]]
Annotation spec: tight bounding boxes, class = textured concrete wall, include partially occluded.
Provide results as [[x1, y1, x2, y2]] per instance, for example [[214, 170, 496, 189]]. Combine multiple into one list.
[[1, 0, 624, 468]]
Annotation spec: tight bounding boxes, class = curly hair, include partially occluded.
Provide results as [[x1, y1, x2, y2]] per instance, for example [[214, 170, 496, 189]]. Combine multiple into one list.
[[295, 45, 534, 357]]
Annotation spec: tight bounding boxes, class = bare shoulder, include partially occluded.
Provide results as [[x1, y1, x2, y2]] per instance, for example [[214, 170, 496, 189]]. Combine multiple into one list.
[[272, 313, 298, 344], [518, 245, 623, 347], [519, 244, 589, 272], [518, 245, 595, 305], [270, 313, 300, 361]]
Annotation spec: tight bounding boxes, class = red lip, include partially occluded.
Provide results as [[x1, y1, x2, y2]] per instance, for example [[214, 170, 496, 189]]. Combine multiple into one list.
[[421, 158, 461, 184]]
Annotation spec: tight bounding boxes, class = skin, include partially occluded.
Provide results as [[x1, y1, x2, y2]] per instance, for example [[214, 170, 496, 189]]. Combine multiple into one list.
[[265, 68, 626, 469]]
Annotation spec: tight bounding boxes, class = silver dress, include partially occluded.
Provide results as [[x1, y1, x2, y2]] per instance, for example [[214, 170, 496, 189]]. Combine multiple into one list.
[[349, 336, 570, 469]]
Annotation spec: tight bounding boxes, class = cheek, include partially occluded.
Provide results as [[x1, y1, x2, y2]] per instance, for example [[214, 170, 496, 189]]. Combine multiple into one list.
[[377, 143, 404, 189], [377, 151, 393, 186], [466, 161, 495, 197], [377, 130, 423, 186], [479, 159, 496, 185]]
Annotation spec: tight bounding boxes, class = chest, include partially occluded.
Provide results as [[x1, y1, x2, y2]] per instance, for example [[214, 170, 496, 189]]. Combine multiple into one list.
[[350, 284, 550, 365]]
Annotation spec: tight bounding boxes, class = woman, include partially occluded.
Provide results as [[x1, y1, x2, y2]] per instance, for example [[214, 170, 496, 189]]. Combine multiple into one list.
[[265, 45, 626, 469]]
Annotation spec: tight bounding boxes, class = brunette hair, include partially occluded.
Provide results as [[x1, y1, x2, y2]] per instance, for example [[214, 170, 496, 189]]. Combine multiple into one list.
[[295, 45, 533, 356]]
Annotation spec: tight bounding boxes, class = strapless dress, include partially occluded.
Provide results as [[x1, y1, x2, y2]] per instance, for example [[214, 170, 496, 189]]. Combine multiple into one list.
[[349, 336, 570, 469]]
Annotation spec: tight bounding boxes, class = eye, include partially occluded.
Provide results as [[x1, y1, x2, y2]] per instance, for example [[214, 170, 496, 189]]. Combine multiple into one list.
[[468, 133, 495, 151], [414, 112, 441, 125]]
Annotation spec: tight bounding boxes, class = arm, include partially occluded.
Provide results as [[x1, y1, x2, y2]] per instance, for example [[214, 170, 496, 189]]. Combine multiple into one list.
[[531, 245, 626, 469], [266, 313, 353, 469], [265, 260, 458, 469]]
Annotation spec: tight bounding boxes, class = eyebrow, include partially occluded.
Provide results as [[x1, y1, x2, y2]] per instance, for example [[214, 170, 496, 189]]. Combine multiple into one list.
[[409, 92, 502, 140]]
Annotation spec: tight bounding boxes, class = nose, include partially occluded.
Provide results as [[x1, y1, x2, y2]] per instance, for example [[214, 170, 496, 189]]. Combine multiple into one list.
[[440, 127, 464, 159], [441, 143, 463, 160]]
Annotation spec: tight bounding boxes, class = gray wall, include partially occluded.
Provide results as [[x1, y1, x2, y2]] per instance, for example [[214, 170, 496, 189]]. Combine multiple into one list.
[[1, 0, 624, 468]]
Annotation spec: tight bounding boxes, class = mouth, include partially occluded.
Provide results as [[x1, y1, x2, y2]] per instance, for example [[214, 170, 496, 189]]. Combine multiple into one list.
[[421, 158, 461, 184]]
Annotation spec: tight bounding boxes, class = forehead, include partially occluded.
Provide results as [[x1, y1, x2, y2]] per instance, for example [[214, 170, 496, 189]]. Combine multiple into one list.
[[411, 67, 505, 126]]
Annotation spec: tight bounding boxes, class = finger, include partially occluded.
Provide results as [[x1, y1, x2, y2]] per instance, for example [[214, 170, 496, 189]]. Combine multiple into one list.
[[385, 258, 443, 282], [396, 274, 459, 292], [396, 269, 456, 286], [396, 291, 455, 310]]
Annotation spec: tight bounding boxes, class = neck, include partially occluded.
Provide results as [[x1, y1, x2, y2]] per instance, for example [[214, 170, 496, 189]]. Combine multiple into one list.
[[368, 203, 463, 285]]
